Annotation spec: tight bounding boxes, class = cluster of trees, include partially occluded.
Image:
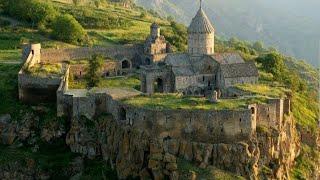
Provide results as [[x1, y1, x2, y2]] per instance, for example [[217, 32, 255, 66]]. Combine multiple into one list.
[[162, 21, 187, 52], [0, 0, 86, 44], [256, 52, 307, 92]]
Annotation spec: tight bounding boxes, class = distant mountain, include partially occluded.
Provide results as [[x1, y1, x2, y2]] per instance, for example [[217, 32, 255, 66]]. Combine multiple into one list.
[[135, 0, 320, 67]]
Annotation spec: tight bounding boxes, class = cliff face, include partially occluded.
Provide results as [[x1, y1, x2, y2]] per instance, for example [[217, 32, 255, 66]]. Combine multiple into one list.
[[256, 115, 300, 179], [65, 113, 301, 179]]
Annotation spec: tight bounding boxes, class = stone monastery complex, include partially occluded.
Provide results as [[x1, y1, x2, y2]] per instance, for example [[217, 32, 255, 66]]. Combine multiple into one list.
[[18, 5, 291, 144]]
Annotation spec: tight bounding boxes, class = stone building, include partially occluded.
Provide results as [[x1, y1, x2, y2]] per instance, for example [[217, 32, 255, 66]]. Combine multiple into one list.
[[144, 22, 171, 64], [140, 6, 259, 95]]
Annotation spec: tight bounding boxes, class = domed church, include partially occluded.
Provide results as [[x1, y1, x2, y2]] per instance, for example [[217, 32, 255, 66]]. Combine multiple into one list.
[[140, 2, 259, 96]]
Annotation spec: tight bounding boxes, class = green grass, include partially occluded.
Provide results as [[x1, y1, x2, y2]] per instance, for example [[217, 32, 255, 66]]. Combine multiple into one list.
[[0, 64, 30, 116], [25, 63, 63, 77], [291, 92, 319, 131], [69, 76, 140, 90], [291, 144, 320, 180], [178, 158, 245, 180], [0, 49, 20, 62], [235, 83, 290, 98], [123, 94, 267, 110]]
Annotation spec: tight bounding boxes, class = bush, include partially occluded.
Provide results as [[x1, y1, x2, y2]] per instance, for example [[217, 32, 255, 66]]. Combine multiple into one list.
[[256, 52, 285, 80], [51, 14, 86, 44], [1, 0, 57, 26]]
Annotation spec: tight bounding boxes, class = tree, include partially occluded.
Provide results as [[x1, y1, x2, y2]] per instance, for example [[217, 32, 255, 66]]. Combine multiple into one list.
[[256, 52, 285, 80], [253, 41, 265, 52], [51, 14, 86, 44], [86, 54, 104, 88], [1, 0, 57, 26]]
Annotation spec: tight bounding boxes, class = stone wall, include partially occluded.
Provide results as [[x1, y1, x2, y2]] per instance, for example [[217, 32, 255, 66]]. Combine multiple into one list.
[[255, 99, 289, 130], [104, 99, 255, 144], [188, 33, 214, 55], [140, 65, 174, 94], [41, 45, 143, 63], [66, 114, 259, 179], [69, 61, 120, 79], [18, 70, 62, 103]]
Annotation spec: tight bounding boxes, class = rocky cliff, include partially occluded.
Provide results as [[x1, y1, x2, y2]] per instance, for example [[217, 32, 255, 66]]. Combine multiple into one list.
[[65, 113, 301, 179]]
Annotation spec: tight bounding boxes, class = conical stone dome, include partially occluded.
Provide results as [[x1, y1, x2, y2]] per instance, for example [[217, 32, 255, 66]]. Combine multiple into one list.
[[188, 8, 214, 34]]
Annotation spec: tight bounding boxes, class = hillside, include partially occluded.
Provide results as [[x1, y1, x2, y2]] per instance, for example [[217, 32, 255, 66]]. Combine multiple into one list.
[[0, 0, 319, 179], [135, 0, 320, 67]]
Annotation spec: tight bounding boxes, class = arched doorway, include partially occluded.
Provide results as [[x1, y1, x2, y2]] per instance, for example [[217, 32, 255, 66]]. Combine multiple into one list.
[[121, 60, 130, 69], [119, 107, 126, 120], [154, 78, 164, 93], [146, 58, 151, 65]]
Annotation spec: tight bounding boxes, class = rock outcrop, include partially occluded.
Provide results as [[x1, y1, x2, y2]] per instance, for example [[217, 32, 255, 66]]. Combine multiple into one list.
[[66, 114, 302, 179]]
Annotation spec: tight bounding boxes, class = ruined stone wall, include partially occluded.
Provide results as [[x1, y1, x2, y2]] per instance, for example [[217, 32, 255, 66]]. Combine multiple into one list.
[[40, 45, 143, 63], [18, 71, 62, 103], [69, 62, 120, 79], [255, 99, 287, 130]]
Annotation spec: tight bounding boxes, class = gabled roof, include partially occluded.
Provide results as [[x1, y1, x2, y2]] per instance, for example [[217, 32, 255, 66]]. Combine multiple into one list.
[[188, 8, 215, 34], [210, 53, 245, 64], [165, 53, 191, 67], [220, 61, 259, 78], [164, 53, 195, 76]]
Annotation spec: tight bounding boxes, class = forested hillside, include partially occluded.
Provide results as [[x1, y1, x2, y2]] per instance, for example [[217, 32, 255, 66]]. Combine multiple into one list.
[[135, 0, 320, 67]]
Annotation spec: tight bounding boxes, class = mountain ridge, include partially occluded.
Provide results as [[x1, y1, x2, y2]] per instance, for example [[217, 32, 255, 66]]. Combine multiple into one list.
[[135, 0, 320, 67]]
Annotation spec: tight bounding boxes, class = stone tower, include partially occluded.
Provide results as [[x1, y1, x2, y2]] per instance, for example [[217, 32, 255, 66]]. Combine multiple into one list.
[[150, 22, 160, 38], [188, 3, 215, 56]]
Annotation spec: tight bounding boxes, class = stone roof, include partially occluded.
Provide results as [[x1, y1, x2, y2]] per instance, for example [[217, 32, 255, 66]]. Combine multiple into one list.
[[165, 53, 192, 67], [220, 62, 259, 78], [210, 53, 245, 64], [188, 8, 214, 34], [164, 53, 195, 76]]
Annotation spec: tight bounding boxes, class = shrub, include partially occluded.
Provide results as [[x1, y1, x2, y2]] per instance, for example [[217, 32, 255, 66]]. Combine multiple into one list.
[[51, 14, 86, 44], [256, 52, 285, 80], [1, 0, 57, 26]]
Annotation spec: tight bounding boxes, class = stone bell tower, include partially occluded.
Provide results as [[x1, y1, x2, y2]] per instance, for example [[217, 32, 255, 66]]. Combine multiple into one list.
[[187, 0, 215, 56]]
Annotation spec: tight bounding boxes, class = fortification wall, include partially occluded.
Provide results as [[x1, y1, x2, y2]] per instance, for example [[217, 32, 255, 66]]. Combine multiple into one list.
[[41, 45, 143, 63], [106, 98, 255, 143], [255, 99, 289, 130]]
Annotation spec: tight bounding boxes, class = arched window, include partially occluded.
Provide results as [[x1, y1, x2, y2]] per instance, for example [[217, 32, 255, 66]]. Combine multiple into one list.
[[121, 60, 130, 69]]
